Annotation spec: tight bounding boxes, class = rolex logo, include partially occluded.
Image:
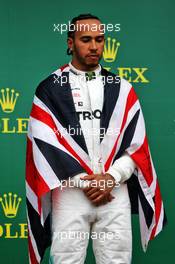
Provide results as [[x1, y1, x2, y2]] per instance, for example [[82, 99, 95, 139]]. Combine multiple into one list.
[[0, 193, 22, 218], [103, 37, 120, 62], [0, 88, 19, 113]]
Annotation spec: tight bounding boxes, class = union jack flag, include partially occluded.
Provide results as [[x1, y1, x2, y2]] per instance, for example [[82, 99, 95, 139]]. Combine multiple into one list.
[[26, 64, 167, 263]]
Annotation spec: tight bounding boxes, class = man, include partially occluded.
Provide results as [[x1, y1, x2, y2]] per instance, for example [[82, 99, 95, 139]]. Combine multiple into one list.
[[26, 14, 166, 264]]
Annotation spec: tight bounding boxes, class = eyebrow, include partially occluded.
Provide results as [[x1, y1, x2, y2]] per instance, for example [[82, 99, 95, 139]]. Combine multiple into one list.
[[80, 35, 105, 39]]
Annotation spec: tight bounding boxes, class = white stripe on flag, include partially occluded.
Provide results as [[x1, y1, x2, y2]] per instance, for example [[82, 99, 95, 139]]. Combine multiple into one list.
[[113, 100, 141, 160], [126, 104, 146, 155], [101, 78, 132, 165], [30, 116, 78, 161], [155, 202, 164, 236], [41, 192, 52, 226], [32, 139, 60, 189], [26, 181, 39, 213], [149, 150, 157, 195], [138, 169, 155, 209], [34, 95, 92, 170], [27, 212, 41, 263]]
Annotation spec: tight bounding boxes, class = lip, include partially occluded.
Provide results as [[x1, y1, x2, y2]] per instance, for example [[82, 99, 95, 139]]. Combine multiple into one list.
[[87, 55, 99, 58]]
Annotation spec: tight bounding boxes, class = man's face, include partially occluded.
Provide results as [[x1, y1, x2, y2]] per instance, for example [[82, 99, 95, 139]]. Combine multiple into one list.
[[68, 19, 105, 70]]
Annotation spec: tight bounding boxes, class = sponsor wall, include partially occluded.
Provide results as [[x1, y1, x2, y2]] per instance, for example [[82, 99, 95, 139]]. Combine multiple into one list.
[[0, 0, 174, 263]]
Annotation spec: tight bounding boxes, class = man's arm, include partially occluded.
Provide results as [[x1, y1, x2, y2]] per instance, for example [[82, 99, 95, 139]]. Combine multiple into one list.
[[71, 152, 136, 188], [68, 152, 136, 206], [106, 152, 137, 184]]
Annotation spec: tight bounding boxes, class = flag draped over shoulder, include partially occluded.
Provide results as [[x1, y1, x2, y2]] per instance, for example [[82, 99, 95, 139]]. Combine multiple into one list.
[[26, 64, 167, 263]]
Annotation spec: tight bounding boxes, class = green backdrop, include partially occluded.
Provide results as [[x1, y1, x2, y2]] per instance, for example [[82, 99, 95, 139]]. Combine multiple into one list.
[[0, 0, 175, 263]]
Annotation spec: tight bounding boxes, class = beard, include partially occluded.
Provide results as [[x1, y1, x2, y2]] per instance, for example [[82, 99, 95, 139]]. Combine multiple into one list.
[[73, 44, 102, 68]]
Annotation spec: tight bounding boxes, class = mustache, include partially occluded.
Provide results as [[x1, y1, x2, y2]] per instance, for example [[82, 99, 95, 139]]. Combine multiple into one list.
[[86, 54, 99, 57]]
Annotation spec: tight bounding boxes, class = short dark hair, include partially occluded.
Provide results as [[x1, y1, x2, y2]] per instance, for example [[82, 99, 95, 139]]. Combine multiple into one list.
[[67, 13, 101, 55]]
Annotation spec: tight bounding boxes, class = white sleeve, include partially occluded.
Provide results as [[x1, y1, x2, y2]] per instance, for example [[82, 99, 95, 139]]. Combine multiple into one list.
[[106, 152, 136, 183]]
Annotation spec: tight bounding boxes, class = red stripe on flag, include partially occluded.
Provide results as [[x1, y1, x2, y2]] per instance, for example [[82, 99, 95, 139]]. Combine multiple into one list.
[[30, 103, 92, 174], [105, 87, 138, 171], [26, 137, 50, 199], [150, 181, 162, 239], [131, 137, 153, 186], [28, 234, 39, 264], [60, 64, 69, 71], [131, 136, 163, 240], [120, 87, 138, 133]]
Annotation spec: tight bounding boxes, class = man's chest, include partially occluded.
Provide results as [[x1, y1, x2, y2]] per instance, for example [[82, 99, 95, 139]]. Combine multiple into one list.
[[69, 75, 104, 122]]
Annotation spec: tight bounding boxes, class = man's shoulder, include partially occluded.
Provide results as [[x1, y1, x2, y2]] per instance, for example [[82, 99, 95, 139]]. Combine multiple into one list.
[[35, 64, 69, 96], [101, 67, 115, 76], [102, 67, 132, 91], [120, 77, 133, 90]]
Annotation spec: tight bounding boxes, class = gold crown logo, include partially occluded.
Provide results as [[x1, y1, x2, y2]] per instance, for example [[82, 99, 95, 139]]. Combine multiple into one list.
[[0, 88, 19, 113], [103, 37, 120, 62], [0, 193, 22, 218]]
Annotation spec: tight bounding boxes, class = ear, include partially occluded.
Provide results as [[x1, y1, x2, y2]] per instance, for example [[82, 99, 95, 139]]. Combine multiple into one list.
[[67, 37, 74, 51]]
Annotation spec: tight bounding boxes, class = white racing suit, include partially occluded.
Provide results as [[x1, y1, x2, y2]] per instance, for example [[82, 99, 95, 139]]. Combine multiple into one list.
[[50, 63, 136, 264]]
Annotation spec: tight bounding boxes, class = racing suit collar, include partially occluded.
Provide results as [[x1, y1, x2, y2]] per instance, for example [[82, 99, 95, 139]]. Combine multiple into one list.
[[69, 62, 101, 79]]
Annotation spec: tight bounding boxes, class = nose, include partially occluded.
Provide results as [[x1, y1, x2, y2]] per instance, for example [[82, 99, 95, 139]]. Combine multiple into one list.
[[89, 39, 97, 51]]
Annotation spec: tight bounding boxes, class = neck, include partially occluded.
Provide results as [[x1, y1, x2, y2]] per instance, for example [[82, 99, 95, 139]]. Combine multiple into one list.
[[71, 59, 99, 72]]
